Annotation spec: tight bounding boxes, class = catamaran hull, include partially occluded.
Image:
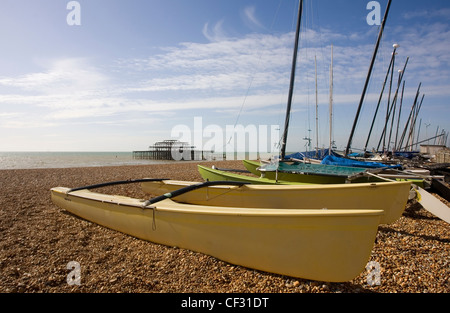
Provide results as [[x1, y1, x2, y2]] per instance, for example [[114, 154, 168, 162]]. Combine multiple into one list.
[[141, 178, 412, 225], [198, 165, 300, 185], [51, 187, 383, 282], [244, 159, 270, 176]]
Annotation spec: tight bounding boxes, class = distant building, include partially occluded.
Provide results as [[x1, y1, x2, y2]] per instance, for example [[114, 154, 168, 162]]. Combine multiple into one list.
[[420, 145, 449, 163], [420, 144, 446, 155]]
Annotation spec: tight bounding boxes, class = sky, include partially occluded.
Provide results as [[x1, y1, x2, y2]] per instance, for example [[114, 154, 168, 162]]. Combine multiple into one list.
[[0, 0, 449, 153]]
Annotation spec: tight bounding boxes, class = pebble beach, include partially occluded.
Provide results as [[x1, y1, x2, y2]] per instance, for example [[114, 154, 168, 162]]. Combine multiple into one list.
[[0, 160, 449, 294]]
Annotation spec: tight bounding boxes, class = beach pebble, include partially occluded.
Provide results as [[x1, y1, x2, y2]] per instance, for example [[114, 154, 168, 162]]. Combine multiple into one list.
[[0, 160, 448, 293]]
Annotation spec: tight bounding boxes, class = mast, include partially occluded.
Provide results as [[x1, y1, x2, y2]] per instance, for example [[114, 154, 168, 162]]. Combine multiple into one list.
[[382, 45, 396, 152], [329, 44, 334, 155], [394, 81, 405, 150], [387, 69, 403, 152], [398, 83, 421, 150], [281, 0, 303, 160], [376, 57, 409, 152], [363, 44, 398, 154], [344, 0, 392, 157], [409, 94, 425, 149], [315, 55, 319, 157], [415, 118, 422, 151]]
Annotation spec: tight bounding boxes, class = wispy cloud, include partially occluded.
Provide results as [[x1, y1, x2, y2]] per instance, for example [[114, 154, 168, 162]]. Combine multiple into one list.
[[389, 21, 450, 92], [202, 20, 229, 42], [242, 6, 265, 31], [0, 58, 109, 95], [403, 8, 450, 20]]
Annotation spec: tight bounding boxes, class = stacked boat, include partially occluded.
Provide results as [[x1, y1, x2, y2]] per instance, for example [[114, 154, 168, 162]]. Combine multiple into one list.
[[196, 161, 449, 224], [51, 167, 414, 283], [241, 159, 426, 186], [141, 177, 412, 225]]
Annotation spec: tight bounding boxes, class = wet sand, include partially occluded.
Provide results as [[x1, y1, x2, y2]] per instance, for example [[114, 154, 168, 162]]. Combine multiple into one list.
[[0, 160, 448, 293]]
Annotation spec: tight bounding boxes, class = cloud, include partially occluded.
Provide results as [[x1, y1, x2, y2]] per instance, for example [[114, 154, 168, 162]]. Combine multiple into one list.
[[387, 21, 450, 95], [0, 30, 387, 131], [124, 73, 253, 92], [242, 6, 265, 31], [134, 33, 293, 73], [0, 58, 117, 128], [202, 20, 229, 42], [0, 58, 109, 95], [2, 22, 449, 136], [403, 8, 450, 20]]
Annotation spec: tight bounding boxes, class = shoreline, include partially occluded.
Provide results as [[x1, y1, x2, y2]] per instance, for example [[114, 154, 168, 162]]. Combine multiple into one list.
[[0, 161, 448, 293]]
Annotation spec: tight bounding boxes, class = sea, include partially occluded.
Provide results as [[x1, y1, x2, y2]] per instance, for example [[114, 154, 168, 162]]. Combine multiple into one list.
[[0, 151, 173, 170]]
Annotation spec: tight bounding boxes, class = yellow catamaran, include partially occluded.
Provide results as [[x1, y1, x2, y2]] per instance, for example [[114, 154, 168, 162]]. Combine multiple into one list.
[[51, 184, 384, 282]]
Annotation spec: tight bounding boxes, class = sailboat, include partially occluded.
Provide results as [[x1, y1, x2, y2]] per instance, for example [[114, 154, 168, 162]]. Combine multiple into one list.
[[251, 0, 401, 180], [204, 0, 416, 184], [212, 0, 426, 187]]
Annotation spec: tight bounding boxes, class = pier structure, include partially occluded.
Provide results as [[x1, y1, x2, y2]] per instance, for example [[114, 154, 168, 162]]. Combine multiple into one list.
[[133, 140, 212, 161]]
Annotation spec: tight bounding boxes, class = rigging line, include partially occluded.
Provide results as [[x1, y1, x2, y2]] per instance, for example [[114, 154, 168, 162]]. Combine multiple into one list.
[[300, 0, 312, 147], [311, 0, 333, 149], [315, 1, 331, 91], [369, 34, 392, 145], [350, 24, 385, 150], [274, 0, 303, 151], [345, 0, 392, 156], [291, 0, 297, 31], [280, 0, 303, 159], [227, 0, 285, 147], [270, 0, 284, 30], [310, 0, 331, 148]]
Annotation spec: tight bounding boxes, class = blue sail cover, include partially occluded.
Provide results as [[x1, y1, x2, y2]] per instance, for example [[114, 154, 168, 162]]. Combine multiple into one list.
[[321, 155, 402, 169], [260, 160, 368, 177], [394, 151, 420, 159], [285, 149, 335, 160]]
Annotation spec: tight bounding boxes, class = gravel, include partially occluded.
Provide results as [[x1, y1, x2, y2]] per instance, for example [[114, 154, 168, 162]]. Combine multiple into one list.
[[0, 160, 448, 293]]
